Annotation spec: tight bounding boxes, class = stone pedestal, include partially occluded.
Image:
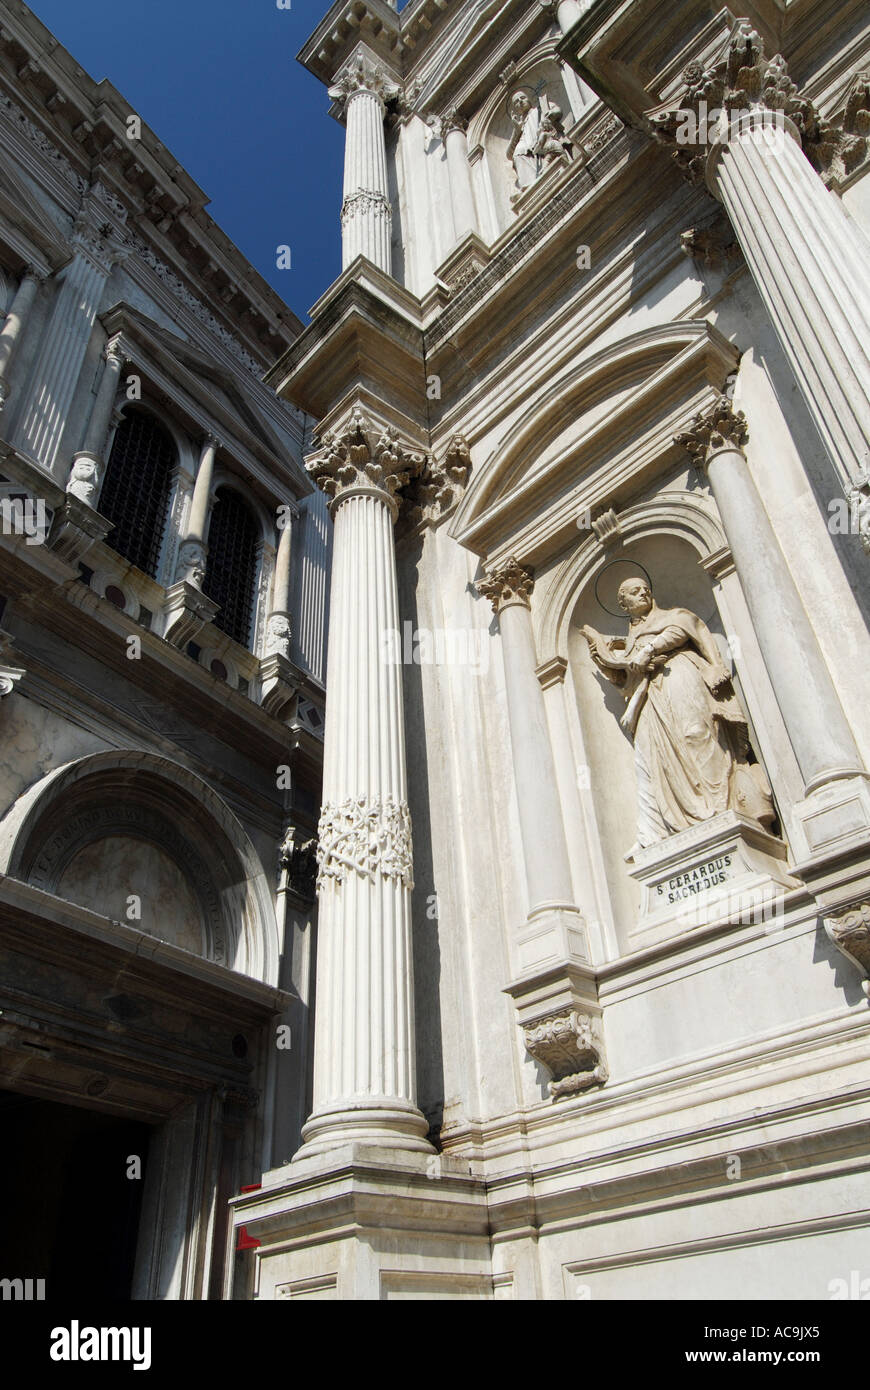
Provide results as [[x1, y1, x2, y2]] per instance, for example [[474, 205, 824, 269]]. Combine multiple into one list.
[[229, 1144, 490, 1301], [628, 811, 797, 947]]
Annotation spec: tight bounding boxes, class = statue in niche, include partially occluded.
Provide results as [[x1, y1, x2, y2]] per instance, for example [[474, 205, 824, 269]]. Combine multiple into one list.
[[581, 578, 774, 855], [507, 89, 574, 195]]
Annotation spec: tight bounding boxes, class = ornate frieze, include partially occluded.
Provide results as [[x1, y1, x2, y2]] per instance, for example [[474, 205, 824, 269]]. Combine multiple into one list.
[[825, 902, 870, 997], [316, 795, 414, 891], [674, 393, 749, 466], [477, 556, 535, 613], [522, 1007, 607, 1099], [306, 408, 425, 513]]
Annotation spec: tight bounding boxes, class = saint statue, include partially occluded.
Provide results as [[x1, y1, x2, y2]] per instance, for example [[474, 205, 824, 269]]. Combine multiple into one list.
[[581, 578, 774, 855], [507, 90, 574, 194]]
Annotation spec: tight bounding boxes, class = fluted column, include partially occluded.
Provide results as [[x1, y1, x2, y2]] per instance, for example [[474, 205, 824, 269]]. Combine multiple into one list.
[[329, 56, 398, 275], [176, 434, 219, 587], [676, 395, 863, 796], [478, 559, 581, 919], [0, 267, 44, 412], [16, 197, 126, 480], [658, 24, 870, 500], [67, 338, 125, 506], [300, 409, 429, 1156], [440, 109, 477, 242], [264, 505, 296, 658]]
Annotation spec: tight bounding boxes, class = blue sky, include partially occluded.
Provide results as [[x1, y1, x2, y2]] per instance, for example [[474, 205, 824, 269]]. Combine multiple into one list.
[[27, 0, 347, 322]]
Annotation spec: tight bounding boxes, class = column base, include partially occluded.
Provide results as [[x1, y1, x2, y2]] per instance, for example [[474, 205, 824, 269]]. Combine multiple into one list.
[[296, 1099, 434, 1160], [789, 774, 870, 863], [230, 1144, 489, 1300]]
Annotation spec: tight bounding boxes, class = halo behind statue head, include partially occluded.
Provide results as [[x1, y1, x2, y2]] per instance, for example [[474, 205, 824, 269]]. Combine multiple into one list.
[[593, 558, 653, 618]]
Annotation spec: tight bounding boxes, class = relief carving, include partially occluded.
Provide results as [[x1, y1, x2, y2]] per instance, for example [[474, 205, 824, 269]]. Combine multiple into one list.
[[316, 794, 414, 892], [523, 1008, 607, 1099]]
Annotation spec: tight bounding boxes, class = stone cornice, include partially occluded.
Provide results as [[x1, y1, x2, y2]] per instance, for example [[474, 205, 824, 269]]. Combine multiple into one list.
[[0, 16, 303, 367]]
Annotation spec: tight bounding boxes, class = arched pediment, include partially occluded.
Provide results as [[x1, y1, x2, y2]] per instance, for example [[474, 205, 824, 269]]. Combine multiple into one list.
[[0, 751, 281, 985], [449, 319, 738, 563]]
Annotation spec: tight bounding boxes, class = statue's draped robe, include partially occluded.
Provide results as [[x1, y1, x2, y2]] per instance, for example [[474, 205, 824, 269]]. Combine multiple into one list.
[[596, 607, 773, 848]]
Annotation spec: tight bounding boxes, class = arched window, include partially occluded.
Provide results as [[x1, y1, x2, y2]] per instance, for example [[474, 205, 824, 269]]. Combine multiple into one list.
[[99, 409, 175, 578], [203, 486, 259, 648]]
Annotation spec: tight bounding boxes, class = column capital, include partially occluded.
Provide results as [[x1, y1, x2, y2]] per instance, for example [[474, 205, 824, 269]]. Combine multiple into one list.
[[674, 393, 748, 466], [22, 264, 47, 285], [439, 106, 468, 137], [306, 408, 425, 516], [328, 53, 401, 114], [650, 22, 819, 185], [477, 556, 535, 613], [201, 431, 222, 454]]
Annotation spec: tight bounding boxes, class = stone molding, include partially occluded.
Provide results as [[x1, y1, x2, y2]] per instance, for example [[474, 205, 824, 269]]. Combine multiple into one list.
[[825, 901, 870, 998], [477, 556, 535, 613], [522, 1007, 607, 1100], [674, 393, 749, 465], [306, 408, 425, 514], [316, 795, 414, 891]]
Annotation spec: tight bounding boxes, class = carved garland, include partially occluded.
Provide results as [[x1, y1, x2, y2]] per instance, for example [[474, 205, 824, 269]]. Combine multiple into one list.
[[316, 795, 414, 892]]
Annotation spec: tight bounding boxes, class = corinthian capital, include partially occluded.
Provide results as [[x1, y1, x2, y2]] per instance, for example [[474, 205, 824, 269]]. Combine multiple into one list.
[[439, 106, 467, 137], [328, 54, 401, 112], [477, 556, 535, 613], [675, 394, 748, 466], [650, 22, 820, 184], [306, 408, 425, 514]]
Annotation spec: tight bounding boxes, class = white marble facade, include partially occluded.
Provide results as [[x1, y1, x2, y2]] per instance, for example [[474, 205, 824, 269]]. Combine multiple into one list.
[[2, 0, 870, 1304]]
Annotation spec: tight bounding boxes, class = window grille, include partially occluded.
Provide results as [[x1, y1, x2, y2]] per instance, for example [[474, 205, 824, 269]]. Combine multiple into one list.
[[203, 486, 259, 648], [99, 410, 174, 578]]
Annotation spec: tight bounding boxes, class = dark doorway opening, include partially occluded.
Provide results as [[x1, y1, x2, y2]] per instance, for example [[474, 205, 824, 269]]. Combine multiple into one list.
[[0, 1089, 152, 1300]]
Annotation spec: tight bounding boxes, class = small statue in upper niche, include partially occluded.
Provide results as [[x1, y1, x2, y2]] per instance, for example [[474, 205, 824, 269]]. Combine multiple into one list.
[[581, 577, 774, 856], [507, 89, 574, 195]]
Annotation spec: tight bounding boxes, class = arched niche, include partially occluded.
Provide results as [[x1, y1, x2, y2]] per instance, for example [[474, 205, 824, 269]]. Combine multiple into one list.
[[542, 497, 736, 948], [472, 41, 581, 235], [0, 751, 280, 985]]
